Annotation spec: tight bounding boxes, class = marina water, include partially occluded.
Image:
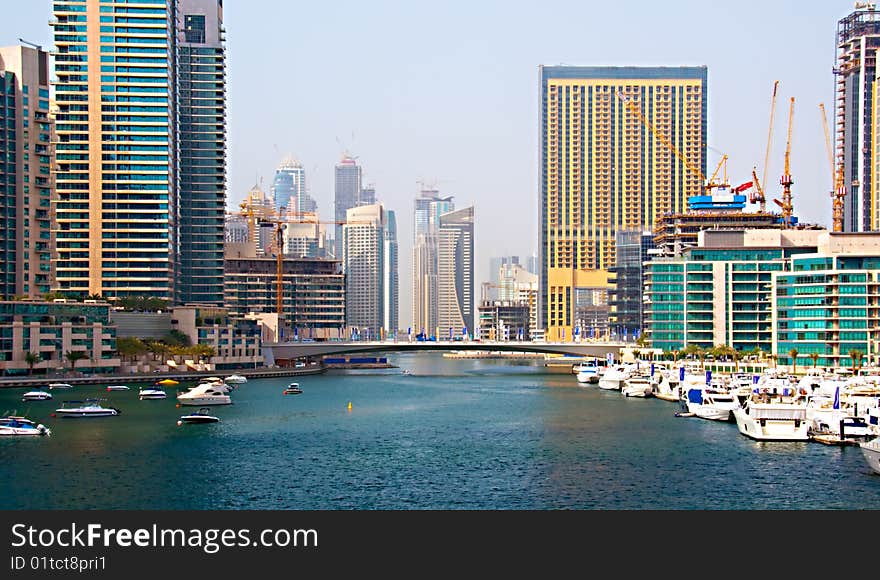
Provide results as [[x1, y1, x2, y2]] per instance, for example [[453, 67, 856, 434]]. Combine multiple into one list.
[[1, 352, 878, 510]]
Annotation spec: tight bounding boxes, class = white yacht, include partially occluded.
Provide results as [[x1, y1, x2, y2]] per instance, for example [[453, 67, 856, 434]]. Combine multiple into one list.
[[652, 371, 682, 402], [685, 386, 740, 422], [138, 387, 167, 400], [21, 390, 52, 402], [48, 383, 73, 390], [859, 437, 880, 475], [106, 385, 130, 392], [732, 390, 810, 441], [55, 399, 120, 418], [225, 374, 248, 384], [575, 363, 600, 385], [621, 375, 654, 398], [598, 365, 631, 391], [176, 383, 232, 406]]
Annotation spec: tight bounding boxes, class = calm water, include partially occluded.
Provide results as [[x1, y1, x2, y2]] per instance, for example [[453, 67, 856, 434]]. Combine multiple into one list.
[[1, 353, 878, 510]]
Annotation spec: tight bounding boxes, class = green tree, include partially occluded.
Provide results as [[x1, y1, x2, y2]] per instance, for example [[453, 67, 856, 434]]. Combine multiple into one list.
[[809, 352, 820, 369], [64, 351, 88, 369], [789, 348, 799, 375], [849, 349, 864, 374], [164, 330, 191, 348], [24, 351, 40, 375], [116, 337, 146, 363]]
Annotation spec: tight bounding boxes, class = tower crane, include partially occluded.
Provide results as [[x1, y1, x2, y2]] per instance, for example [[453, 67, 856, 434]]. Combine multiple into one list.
[[774, 97, 795, 228], [820, 102, 846, 232], [615, 91, 732, 197], [754, 81, 779, 213]]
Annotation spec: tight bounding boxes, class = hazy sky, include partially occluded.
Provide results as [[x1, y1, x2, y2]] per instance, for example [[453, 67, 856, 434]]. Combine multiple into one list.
[[1, 0, 856, 322]]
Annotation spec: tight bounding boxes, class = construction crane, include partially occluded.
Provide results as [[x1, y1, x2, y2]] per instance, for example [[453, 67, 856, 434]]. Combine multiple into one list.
[[820, 102, 847, 232], [774, 97, 795, 228], [615, 90, 733, 196], [755, 81, 780, 213]]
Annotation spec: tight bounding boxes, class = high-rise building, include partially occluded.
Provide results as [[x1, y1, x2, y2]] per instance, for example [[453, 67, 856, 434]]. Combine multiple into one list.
[[411, 188, 454, 336], [51, 0, 226, 303], [343, 203, 385, 337], [177, 0, 226, 306], [334, 154, 361, 259], [539, 65, 707, 341], [359, 185, 376, 207], [438, 205, 474, 339], [608, 230, 655, 339], [488, 256, 520, 301], [0, 45, 52, 299], [835, 5, 880, 231], [271, 155, 315, 215], [383, 209, 399, 335]]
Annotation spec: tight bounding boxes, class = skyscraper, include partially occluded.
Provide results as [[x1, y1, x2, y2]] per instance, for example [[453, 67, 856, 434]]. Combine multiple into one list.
[[438, 206, 474, 339], [343, 203, 385, 337], [0, 45, 52, 299], [836, 5, 880, 231], [271, 155, 315, 215], [411, 188, 454, 336], [383, 209, 399, 335], [177, 0, 226, 305], [539, 65, 707, 341], [51, 0, 226, 303], [334, 154, 361, 259]]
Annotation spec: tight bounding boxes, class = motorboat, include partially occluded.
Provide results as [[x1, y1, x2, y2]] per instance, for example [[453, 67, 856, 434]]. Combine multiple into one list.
[[176, 383, 232, 406], [576, 363, 600, 385], [732, 390, 810, 441], [283, 383, 303, 395], [48, 383, 73, 390], [225, 374, 247, 384], [685, 386, 740, 422], [106, 385, 130, 392], [138, 387, 167, 400], [859, 437, 880, 475], [0, 415, 51, 437], [21, 390, 52, 402], [652, 372, 682, 402], [598, 365, 631, 391], [621, 375, 654, 398], [54, 399, 120, 418], [177, 407, 221, 425]]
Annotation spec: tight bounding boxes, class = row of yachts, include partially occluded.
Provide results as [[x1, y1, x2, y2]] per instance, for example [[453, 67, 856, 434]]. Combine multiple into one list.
[[574, 361, 880, 476]]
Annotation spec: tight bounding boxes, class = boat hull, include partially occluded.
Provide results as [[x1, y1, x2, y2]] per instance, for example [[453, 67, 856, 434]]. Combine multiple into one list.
[[733, 408, 810, 441], [179, 416, 220, 424], [860, 439, 880, 475], [22, 393, 52, 402], [177, 397, 231, 406], [55, 409, 118, 418]]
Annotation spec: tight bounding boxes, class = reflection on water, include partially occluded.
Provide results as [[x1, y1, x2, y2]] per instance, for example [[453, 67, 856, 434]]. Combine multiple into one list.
[[0, 352, 877, 510]]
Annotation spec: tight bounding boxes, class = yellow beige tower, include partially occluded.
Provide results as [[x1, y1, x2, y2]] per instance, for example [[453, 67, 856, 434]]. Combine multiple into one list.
[[539, 65, 707, 341]]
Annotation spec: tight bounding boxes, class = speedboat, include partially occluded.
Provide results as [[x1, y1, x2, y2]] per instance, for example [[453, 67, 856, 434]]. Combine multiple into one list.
[[859, 437, 880, 475], [685, 386, 740, 422], [0, 414, 51, 436], [177, 407, 221, 425], [732, 390, 810, 441], [22, 390, 52, 402], [106, 385, 130, 392], [598, 365, 631, 391], [54, 399, 120, 418], [176, 383, 232, 406], [48, 383, 73, 390], [283, 383, 303, 395], [225, 374, 247, 384], [138, 387, 167, 400]]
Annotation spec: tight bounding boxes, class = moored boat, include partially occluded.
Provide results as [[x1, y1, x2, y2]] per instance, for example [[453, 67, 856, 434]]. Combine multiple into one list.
[[859, 437, 880, 475], [177, 407, 221, 425], [21, 390, 52, 402], [283, 383, 303, 395], [54, 399, 120, 418], [732, 390, 810, 441], [176, 383, 232, 406], [138, 387, 167, 400], [0, 414, 51, 436]]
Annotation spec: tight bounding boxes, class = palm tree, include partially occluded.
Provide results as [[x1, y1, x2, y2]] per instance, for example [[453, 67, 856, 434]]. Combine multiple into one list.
[[849, 349, 865, 374], [809, 352, 820, 369], [768, 353, 778, 368], [788, 348, 799, 375], [24, 351, 40, 375], [64, 350, 88, 370]]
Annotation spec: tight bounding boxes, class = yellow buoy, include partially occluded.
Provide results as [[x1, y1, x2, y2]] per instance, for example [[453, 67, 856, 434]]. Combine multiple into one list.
[[347, 401, 352, 411]]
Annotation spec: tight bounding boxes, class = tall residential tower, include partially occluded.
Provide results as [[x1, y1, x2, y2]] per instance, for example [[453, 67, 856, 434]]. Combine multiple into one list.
[[539, 65, 707, 341], [0, 45, 52, 299]]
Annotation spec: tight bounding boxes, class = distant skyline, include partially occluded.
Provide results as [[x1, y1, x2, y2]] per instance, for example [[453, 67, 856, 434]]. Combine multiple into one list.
[[1, 0, 855, 320]]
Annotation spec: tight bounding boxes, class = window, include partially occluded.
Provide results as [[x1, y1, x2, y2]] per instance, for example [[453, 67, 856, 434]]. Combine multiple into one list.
[[184, 14, 206, 44]]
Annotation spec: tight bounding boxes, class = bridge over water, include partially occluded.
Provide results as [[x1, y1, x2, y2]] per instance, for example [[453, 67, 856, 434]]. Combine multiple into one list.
[[262, 340, 627, 366]]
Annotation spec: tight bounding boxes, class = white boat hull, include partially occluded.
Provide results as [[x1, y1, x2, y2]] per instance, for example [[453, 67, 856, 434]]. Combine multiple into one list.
[[733, 407, 810, 441], [0, 425, 50, 436], [56, 409, 118, 418], [688, 403, 736, 422], [177, 396, 231, 406], [860, 439, 880, 475]]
